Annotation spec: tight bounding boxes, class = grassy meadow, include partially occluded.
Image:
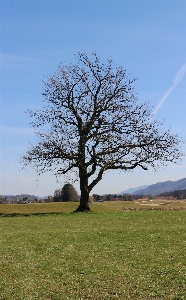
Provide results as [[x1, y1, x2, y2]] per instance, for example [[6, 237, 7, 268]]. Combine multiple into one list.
[[0, 202, 186, 299]]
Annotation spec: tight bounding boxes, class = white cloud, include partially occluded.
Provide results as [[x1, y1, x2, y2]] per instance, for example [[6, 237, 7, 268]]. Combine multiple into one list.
[[0, 125, 35, 135]]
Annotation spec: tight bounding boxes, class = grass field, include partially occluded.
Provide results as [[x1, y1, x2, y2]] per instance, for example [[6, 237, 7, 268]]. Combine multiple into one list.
[[1, 199, 186, 215], [0, 202, 186, 299]]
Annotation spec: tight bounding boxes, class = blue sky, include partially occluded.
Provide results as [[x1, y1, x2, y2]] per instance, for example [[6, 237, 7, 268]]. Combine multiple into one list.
[[0, 0, 186, 196]]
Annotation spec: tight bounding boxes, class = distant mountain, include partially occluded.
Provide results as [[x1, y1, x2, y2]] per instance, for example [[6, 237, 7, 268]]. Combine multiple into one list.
[[118, 185, 149, 195], [132, 178, 186, 196]]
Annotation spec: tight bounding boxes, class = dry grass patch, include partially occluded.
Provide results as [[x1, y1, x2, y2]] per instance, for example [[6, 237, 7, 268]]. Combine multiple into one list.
[[0, 200, 186, 217]]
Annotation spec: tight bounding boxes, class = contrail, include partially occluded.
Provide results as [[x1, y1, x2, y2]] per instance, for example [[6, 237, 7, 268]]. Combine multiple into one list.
[[149, 63, 186, 122]]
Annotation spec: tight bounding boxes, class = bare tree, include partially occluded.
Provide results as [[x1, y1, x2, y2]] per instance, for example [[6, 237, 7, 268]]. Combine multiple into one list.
[[22, 52, 184, 211], [53, 188, 62, 202]]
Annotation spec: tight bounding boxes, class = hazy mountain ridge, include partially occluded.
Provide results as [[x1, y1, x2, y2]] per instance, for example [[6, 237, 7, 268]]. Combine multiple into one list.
[[118, 185, 149, 195], [132, 178, 186, 196]]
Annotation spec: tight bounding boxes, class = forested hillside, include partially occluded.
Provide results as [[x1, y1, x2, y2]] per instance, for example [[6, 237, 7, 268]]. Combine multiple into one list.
[[132, 178, 186, 196]]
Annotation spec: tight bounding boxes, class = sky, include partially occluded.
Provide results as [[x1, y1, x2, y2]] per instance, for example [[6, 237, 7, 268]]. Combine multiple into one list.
[[0, 0, 186, 197]]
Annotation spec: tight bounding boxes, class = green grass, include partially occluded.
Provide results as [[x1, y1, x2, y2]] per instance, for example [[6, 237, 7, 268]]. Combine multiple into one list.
[[0, 206, 186, 299]]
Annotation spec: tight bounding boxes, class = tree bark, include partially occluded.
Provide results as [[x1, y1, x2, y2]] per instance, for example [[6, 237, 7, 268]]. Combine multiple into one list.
[[75, 167, 90, 212], [75, 193, 90, 212], [74, 136, 91, 212]]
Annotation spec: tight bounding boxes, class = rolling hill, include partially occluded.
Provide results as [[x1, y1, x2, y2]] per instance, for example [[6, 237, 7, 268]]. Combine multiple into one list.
[[118, 185, 149, 195], [132, 178, 186, 196]]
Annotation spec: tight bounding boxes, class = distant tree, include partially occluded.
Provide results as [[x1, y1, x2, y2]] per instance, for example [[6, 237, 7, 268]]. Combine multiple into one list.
[[53, 184, 79, 202], [23, 196, 28, 203], [45, 195, 53, 203], [61, 183, 79, 202], [105, 194, 113, 201], [157, 189, 186, 200], [53, 188, 62, 202], [122, 193, 133, 201], [0, 196, 5, 204], [180, 193, 186, 200], [93, 194, 102, 201], [92, 194, 96, 201], [22, 52, 184, 212]]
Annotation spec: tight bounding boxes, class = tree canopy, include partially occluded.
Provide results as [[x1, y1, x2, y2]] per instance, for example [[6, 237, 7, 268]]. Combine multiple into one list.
[[22, 52, 184, 211]]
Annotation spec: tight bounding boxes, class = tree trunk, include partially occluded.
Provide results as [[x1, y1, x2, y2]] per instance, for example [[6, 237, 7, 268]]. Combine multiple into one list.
[[75, 191, 90, 212], [75, 167, 90, 212]]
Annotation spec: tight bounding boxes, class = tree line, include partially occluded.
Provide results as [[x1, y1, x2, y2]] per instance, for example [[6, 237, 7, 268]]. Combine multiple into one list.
[[93, 193, 134, 201], [1, 187, 186, 204], [156, 189, 186, 200], [93, 190, 186, 201]]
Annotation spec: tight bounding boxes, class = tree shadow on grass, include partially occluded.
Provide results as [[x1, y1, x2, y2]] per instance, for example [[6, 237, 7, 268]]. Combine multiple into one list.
[[0, 212, 67, 218]]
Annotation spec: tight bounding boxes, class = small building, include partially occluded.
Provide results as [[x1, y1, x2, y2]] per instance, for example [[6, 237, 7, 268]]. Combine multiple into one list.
[[137, 197, 149, 201]]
